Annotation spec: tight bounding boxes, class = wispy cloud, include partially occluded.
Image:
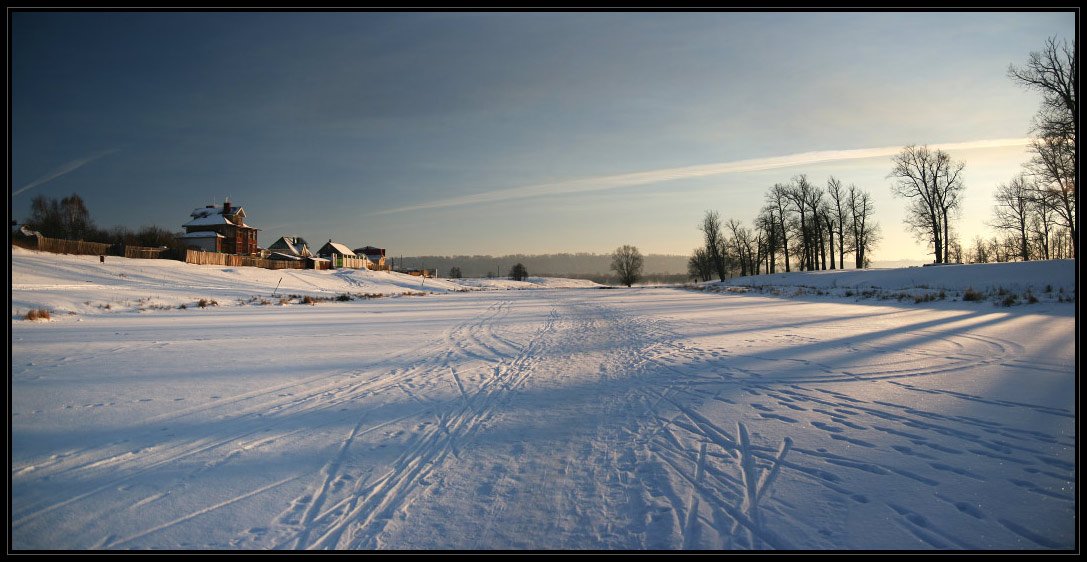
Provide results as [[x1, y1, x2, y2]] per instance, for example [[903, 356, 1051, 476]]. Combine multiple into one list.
[[12, 149, 118, 197], [372, 138, 1029, 215]]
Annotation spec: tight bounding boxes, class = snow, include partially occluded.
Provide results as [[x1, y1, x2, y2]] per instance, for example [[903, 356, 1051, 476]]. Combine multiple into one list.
[[11, 248, 1076, 550], [719, 260, 1075, 293], [448, 276, 603, 290], [179, 231, 224, 239], [182, 214, 235, 227]]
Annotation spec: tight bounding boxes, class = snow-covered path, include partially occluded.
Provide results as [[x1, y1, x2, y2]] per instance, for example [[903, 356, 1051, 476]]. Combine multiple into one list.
[[11, 288, 1075, 550]]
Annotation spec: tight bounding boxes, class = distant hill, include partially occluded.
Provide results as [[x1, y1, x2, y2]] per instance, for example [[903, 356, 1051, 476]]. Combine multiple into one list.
[[394, 253, 690, 278]]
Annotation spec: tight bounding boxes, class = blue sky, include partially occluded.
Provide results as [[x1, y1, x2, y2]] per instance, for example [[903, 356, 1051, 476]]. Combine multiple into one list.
[[10, 11, 1075, 260]]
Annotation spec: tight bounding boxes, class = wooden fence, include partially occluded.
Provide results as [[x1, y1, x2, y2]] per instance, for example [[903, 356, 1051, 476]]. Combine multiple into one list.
[[35, 235, 112, 256], [124, 245, 169, 259], [333, 254, 372, 270], [185, 249, 305, 270]]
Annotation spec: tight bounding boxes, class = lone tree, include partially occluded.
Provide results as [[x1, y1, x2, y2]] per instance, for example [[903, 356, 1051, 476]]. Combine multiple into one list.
[[610, 245, 644, 287], [888, 145, 965, 263], [509, 262, 528, 281]]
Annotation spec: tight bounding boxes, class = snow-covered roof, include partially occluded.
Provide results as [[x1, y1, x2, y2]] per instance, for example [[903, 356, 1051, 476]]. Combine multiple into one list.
[[268, 252, 303, 261], [184, 214, 236, 228], [180, 231, 225, 239], [188, 204, 251, 228], [319, 242, 356, 256], [269, 237, 310, 256], [190, 207, 217, 219]]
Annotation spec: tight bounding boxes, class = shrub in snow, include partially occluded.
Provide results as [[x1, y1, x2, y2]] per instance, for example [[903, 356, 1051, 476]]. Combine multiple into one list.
[[25, 308, 51, 321], [963, 288, 985, 302]]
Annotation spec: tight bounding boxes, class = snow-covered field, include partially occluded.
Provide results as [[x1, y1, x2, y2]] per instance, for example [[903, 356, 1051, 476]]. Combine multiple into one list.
[[11, 250, 1076, 550]]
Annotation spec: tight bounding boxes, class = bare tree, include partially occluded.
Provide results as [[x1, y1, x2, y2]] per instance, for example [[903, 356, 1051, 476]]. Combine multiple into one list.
[[786, 175, 822, 271], [1028, 193, 1057, 260], [700, 211, 729, 281], [1026, 134, 1076, 256], [1010, 37, 1076, 257], [826, 177, 850, 269], [610, 245, 644, 287], [755, 208, 780, 273], [990, 174, 1034, 261], [687, 247, 714, 282], [765, 183, 792, 272], [1008, 37, 1077, 146], [969, 236, 990, 264], [888, 145, 965, 263], [847, 185, 880, 269], [28, 193, 97, 241], [725, 218, 757, 277]]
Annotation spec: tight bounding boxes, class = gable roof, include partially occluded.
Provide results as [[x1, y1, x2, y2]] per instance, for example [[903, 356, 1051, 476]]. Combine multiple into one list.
[[269, 236, 311, 256], [318, 241, 356, 256]]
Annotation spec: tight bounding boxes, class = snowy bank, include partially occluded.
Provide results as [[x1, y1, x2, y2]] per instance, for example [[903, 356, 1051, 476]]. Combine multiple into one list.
[[701, 260, 1075, 304]]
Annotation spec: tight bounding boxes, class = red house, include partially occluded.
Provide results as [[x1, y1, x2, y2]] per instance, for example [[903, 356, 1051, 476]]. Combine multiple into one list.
[[180, 199, 259, 255]]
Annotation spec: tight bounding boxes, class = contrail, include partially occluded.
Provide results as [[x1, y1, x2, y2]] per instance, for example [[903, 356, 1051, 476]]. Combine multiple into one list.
[[372, 137, 1029, 216], [12, 149, 118, 196]]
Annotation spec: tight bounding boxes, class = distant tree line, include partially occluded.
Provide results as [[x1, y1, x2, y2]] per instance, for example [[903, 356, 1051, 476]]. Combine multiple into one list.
[[691, 176, 880, 282], [19, 193, 186, 252], [402, 253, 690, 278]]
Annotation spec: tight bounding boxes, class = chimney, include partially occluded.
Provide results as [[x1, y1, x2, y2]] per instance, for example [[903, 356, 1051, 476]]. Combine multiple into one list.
[[223, 198, 232, 214]]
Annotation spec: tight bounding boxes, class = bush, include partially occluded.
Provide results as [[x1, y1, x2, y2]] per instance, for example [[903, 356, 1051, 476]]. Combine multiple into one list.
[[509, 263, 528, 282], [26, 308, 51, 321], [336, 293, 353, 302], [303, 295, 317, 305], [1026, 292, 1039, 304], [963, 288, 985, 302], [1000, 294, 1019, 307], [197, 298, 218, 308]]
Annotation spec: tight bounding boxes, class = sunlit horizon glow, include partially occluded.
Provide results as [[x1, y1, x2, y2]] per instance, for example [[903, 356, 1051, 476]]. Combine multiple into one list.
[[10, 12, 1074, 261]]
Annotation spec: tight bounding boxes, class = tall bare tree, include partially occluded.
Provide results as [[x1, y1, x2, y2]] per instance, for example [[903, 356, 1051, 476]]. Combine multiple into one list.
[[826, 177, 850, 269], [765, 183, 792, 272], [610, 245, 644, 287], [888, 145, 965, 263], [1008, 37, 1077, 147], [1026, 134, 1076, 256], [700, 210, 728, 281], [1009, 37, 1076, 257], [847, 185, 879, 269], [990, 174, 1034, 261]]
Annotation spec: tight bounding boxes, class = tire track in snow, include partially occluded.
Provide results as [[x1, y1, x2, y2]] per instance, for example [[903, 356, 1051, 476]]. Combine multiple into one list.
[[13, 298, 524, 541], [289, 304, 560, 549]]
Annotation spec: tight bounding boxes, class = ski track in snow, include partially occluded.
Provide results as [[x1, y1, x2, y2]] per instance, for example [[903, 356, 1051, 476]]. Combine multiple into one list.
[[11, 287, 1075, 550]]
